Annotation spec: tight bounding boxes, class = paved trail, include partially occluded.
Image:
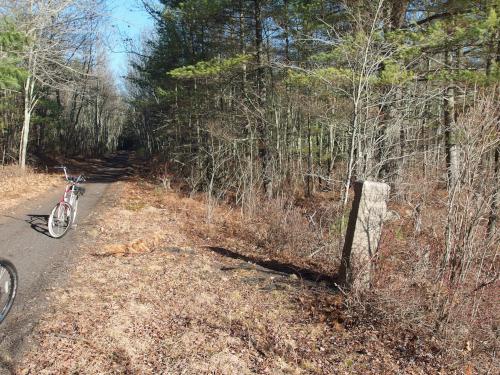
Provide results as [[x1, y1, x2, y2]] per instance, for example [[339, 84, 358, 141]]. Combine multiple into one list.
[[0, 153, 130, 371]]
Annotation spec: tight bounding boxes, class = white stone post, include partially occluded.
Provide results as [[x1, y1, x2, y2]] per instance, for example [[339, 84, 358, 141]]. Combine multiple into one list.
[[339, 180, 390, 290]]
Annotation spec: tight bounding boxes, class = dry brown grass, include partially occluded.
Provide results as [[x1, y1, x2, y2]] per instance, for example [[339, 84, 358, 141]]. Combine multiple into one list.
[[17, 180, 447, 374], [0, 165, 60, 213], [369, 174, 499, 375]]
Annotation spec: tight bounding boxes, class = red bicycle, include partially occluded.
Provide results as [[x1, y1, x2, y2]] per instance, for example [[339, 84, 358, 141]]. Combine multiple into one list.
[[47, 166, 86, 238]]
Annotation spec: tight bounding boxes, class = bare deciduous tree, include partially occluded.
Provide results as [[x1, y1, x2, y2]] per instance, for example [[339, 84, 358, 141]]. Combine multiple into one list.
[[2, 0, 105, 167]]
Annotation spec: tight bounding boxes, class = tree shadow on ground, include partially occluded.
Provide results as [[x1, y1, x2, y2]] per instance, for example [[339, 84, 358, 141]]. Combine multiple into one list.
[[37, 151, 134, 184], [74, 153, 134, 184], [206, 246, 339, 287]]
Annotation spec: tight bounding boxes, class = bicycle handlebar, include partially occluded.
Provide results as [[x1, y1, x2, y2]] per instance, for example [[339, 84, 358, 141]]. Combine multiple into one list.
[[55, 166, 85, 183]]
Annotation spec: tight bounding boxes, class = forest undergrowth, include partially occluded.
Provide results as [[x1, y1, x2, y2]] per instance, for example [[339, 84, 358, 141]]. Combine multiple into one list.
[[0, 165, 59, 213], [16, 161, 498, 374]]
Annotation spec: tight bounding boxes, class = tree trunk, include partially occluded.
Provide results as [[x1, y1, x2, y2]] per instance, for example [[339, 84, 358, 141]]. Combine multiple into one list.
[[238, 0, 247, 95], [377, 1, 409, 183], [19, 76, 35, 169], [342, 100, 359, 210], [487, 146, 499, 237], [254, 0, 271, 198], [487, 40, 500, 238], [306, 116, 312, 197], [443, 51, 459, 188]]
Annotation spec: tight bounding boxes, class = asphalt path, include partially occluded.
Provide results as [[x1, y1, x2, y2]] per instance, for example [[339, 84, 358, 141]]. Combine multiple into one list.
[[0, 153, 130, 372]]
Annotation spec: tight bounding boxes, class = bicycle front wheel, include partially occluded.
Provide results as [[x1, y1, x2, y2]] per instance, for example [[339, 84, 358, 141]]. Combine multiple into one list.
[[0, 260, 18, 324], [48, 202, 73, 238]]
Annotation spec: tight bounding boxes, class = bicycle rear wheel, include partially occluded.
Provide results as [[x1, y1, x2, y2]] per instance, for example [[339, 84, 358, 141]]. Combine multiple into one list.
[[0, 260, 18, 324], [48, 202, 73, 238]]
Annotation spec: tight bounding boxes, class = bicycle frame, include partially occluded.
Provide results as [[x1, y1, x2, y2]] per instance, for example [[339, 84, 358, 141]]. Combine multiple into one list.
[[55, 166, 85, 222], [56, 166, 84, 204], [48, 166, 85, 238], [60, 183, 77, 204]]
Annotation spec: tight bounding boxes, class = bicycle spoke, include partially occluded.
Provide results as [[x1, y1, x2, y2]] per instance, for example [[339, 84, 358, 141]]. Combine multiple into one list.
[[0, 261, 17, 324]]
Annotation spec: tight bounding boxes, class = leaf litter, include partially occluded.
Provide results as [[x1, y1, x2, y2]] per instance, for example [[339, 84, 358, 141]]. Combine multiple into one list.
[[17, 180, 445, 374], [0, 165, 60, 213]]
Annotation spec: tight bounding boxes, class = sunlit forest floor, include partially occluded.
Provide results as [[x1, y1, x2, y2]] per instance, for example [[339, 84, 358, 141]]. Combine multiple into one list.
[[0, 165, 59, 213], [15, 175, 459, 374]]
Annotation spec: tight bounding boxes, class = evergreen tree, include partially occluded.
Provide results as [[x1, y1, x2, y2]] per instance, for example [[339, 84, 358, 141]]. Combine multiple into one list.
[[0, 21, 27, 90]]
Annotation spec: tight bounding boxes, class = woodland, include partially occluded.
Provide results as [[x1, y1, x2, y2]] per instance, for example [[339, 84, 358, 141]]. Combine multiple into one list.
[[0, 0, 499, 372]]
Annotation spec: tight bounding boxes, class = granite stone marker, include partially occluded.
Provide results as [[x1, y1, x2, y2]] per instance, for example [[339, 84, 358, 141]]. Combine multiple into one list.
[[339, 180, 390, 289]]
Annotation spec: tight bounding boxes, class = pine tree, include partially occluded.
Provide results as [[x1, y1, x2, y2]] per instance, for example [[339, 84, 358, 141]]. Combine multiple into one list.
[[0, 21, 27, 90]]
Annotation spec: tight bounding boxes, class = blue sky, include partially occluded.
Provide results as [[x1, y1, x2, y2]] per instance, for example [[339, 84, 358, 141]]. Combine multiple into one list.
[[106, 0, 158, 82]]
